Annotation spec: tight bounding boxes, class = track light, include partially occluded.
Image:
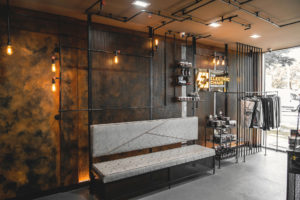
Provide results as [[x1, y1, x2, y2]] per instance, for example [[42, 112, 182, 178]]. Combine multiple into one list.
[[51, 56, 56, 72], [209, 22, 221, 28], [132, 1, 151, 8], [114, 50, 120, 64]]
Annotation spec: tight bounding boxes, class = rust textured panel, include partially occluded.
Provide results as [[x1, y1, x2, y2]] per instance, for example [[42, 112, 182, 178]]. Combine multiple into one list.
[[0, 28, 58, 199]]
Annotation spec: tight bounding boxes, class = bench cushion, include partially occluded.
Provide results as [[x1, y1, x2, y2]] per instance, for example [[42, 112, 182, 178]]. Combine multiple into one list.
[[93, 145, 215, 183], [91, 117, 198, 157]]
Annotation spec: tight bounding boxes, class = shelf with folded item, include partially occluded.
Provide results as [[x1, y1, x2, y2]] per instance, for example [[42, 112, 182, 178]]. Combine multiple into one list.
[[176, 96, 204, 102]]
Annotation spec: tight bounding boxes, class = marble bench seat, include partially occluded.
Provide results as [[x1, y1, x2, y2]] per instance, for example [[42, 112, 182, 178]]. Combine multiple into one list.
[[93, 144, 215, 183]]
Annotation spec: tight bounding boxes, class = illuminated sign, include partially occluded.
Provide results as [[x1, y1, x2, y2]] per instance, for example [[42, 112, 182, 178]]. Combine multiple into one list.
[[211, 76, 230, 85], [196, 71, 209, 89]]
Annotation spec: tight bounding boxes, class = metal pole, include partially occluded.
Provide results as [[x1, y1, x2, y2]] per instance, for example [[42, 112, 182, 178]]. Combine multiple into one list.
[[192, 36, 196, 116], [164, 32, 167, 106], [7, 0, 11, 45], [236, 43, 240, 162], [58, 32, 63, 186], [87, 14, 93, 181]]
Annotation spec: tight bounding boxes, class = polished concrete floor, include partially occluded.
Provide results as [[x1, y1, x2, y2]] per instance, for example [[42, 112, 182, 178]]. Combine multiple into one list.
[[36, 150, 287, 200]]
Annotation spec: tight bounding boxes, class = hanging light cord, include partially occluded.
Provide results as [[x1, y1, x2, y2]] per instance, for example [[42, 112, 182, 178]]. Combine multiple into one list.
[[7, 0, 11, 45]]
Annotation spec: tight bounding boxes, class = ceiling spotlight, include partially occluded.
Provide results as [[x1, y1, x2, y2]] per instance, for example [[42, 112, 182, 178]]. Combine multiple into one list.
[[250, 34, 261, 39], [209, 22, 221, 28], [132, 1, 151, 8]]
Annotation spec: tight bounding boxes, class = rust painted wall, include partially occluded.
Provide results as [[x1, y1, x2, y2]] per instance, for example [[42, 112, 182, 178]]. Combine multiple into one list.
[[0, 5, 226, 200]]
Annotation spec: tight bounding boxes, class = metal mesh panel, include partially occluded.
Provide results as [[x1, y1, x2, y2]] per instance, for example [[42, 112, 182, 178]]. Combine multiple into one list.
[[288, 173, 300, 200]]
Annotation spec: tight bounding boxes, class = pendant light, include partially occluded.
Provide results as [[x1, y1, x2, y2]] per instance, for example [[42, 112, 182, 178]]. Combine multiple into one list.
[[52, 77, 56, 92], [114, 50, 120, 64], [154, 38, 159, 50], [216, 56, 220, 65], [212, 57, 216, 64], [222, 56, 225, 66], [51, 56, 56, 72], [6, 0, 13, 56]]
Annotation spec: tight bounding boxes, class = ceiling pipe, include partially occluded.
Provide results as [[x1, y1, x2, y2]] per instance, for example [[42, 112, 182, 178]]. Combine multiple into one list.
[[219, 0, 300, 28], [171, 0, 204, 16], [238, 0, 253, 5], [219, 0, 279, 27], [181, 0, 216, 15]]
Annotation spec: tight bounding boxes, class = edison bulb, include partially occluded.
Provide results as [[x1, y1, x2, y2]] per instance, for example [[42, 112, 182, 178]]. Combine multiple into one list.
[[6, 45, 13, 55], [222, 59, 225, 66], [52, 84, 56, 92], [114, 55, 119, 64], [155, 39, 159, 46], [216, 59, 220, 65], [52, 63, 56, 72], [213, 58, 216, 64]]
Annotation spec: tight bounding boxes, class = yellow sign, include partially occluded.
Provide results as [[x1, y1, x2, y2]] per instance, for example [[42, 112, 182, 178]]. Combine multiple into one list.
[[196, 71, 209, 89], [211, 76, 230, 85]]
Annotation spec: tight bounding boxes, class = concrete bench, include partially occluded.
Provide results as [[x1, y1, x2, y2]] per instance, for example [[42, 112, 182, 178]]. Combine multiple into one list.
[[90, 117, 215, 199]]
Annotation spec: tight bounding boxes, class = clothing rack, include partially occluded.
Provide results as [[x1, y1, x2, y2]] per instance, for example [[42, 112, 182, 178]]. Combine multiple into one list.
[[241, 91, 279, 160], [205, 91, 266, 164]]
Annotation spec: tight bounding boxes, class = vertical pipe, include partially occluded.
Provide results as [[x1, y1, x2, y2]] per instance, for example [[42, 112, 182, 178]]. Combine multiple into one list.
[[173, 34, 176, 97], [225, 44, 228, 116], [150, 43, 153, 120], [236, 43, 239, 161], [276, 91, 279, 151], [87, 14, 93, 180], [164, 33, 167, 106], [58, 34, 63, 186], [242, 44, 246, 162], [213, 51, 217, 116], [6, 0, 11, 45], [149, 27, 153, 120], [192, 36, 196, 116]]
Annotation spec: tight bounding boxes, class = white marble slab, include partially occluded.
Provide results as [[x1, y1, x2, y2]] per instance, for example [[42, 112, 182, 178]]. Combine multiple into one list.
[[93, 144, 215, 183], [91, 117, 198, 157]]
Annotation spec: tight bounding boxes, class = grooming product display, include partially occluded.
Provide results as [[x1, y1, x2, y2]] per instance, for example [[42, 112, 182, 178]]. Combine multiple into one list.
[[177, 96, 201, 102], [289, 136, 300, 148], [207, 112, 236, 128], [178, 61, 193, 68], [205, 111, 237, 168], [176, 61, 192, 86], [177, 76, 187, 85]]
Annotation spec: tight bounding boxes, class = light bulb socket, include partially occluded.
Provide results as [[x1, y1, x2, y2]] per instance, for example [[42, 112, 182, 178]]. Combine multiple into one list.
[[52, 78, 56, 84], [115, 50, 120, 56]]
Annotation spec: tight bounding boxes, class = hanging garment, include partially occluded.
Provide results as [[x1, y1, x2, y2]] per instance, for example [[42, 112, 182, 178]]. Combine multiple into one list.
[[277, 96, 281, 127], [241, 99, 256, 128], [251, 100, 264, 129]]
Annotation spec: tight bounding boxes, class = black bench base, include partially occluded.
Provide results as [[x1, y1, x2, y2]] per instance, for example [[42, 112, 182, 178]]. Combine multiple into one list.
[[90, 156, 215, 200]]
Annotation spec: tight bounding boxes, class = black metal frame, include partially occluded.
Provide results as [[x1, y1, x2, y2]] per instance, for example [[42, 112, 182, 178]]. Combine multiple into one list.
[[90, 156, 215, 200]]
